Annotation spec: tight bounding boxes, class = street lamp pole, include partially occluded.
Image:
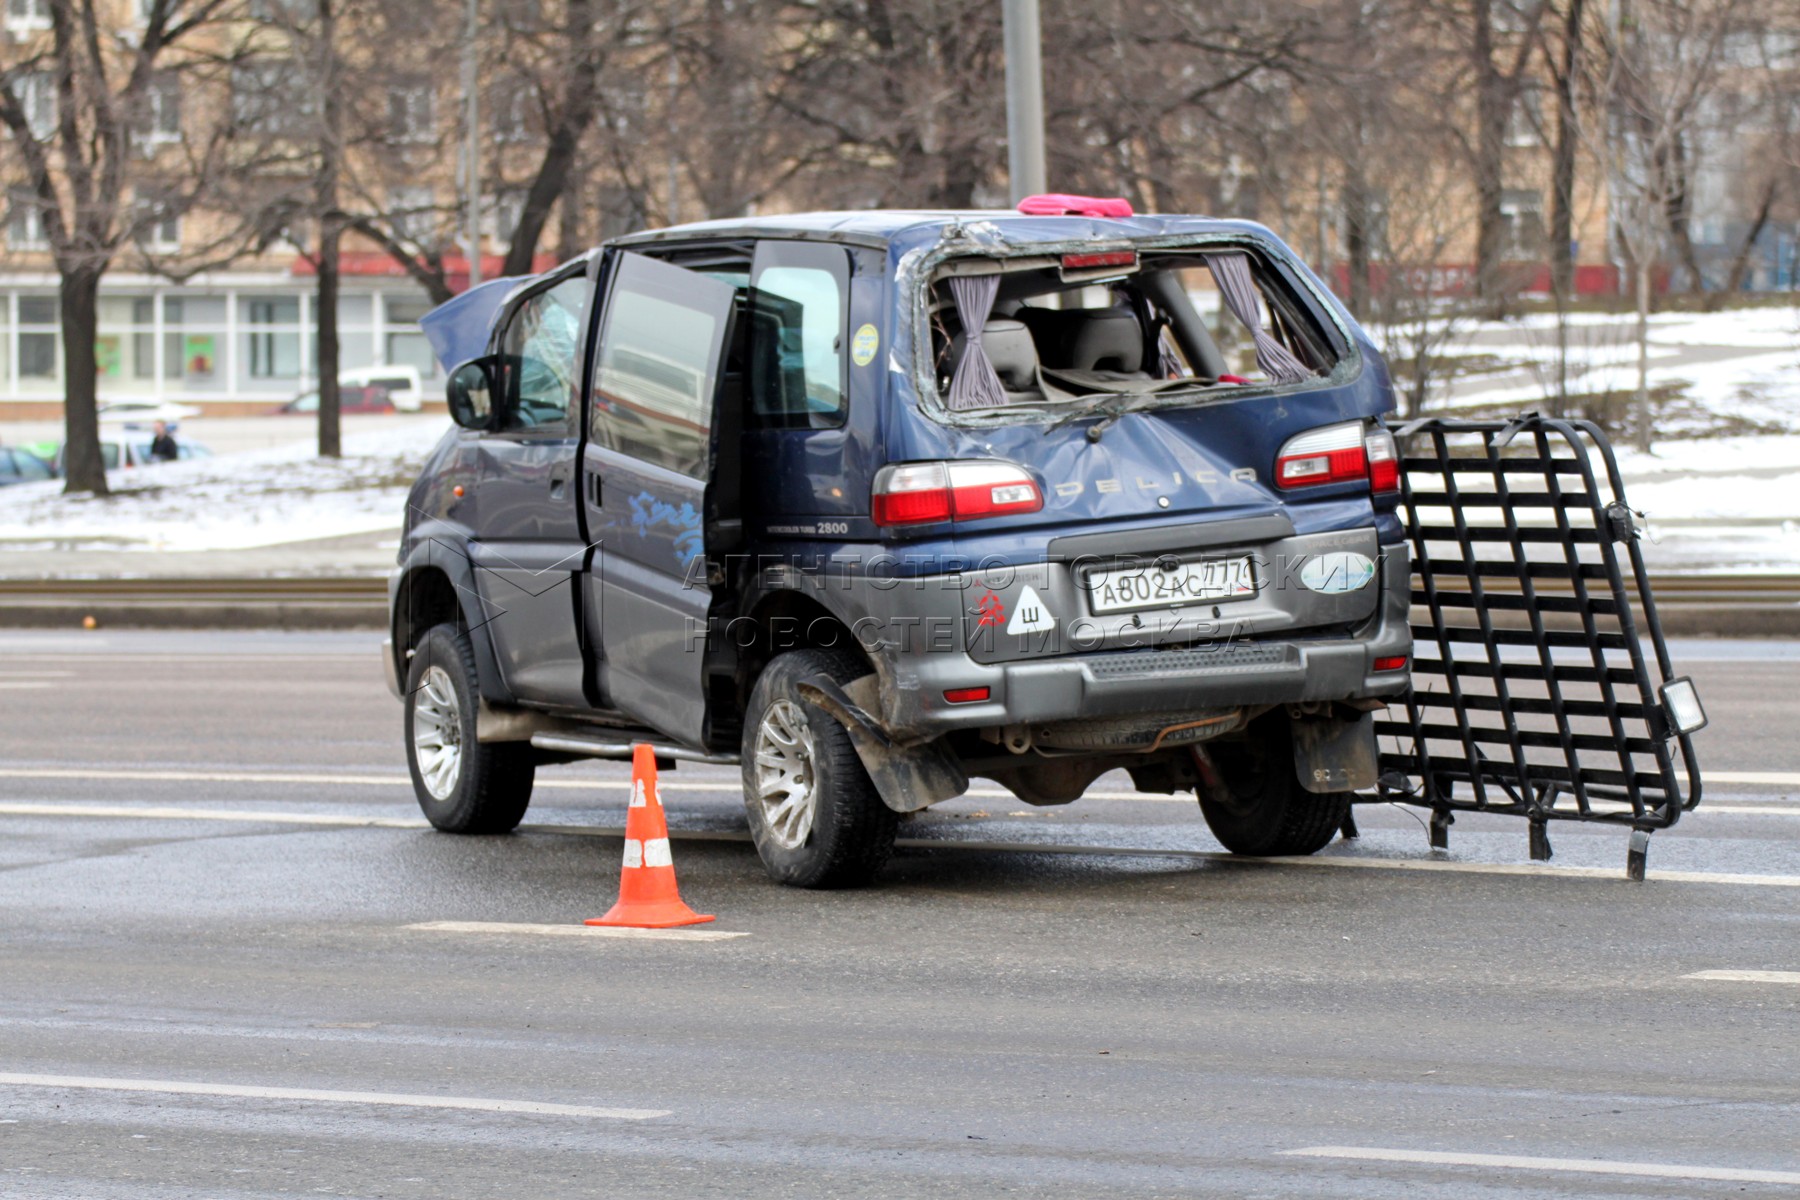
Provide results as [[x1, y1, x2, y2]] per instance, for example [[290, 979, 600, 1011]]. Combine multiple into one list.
[[1002, 0, 1046, 204]]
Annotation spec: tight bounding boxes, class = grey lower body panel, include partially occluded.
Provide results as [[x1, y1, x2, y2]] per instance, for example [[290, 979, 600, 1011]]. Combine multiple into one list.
[[865, 543, 1412, 741]]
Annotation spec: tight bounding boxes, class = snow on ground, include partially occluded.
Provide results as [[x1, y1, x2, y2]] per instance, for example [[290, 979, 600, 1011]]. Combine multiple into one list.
[[1386, 304, 1800, 569], [0, 419, 449, 552]]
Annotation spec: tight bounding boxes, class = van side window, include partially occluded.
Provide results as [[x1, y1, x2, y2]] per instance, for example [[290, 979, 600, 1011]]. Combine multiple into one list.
[[749, 243, 848, 428], [589, 252, 736, 478], [497, 276, 586, 432]]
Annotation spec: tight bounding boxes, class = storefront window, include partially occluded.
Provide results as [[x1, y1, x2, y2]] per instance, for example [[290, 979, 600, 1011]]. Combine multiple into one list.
[[17, 295, 57, 381], [243, 294, 301, 380]]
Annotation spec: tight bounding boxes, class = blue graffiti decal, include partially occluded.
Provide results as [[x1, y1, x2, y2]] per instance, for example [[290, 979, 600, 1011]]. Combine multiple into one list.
[[627, 490, 704, 568]]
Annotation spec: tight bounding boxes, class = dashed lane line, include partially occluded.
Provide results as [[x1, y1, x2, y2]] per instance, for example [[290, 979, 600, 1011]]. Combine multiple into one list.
[[408, 920, 748, 942], [1280, 1146, 1800, 1187], [0, 1071, 667, 1120], [1684, 969, 1800, 984], [5, 801, 1800, 888]]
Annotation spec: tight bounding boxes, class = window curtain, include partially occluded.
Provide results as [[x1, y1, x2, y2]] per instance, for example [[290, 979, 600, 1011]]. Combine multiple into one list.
[[946, 274, 1007, 410], [1201, 253, 1312, 384]]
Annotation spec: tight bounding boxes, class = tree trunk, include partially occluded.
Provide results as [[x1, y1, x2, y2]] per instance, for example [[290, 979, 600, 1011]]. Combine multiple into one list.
[[318, 222, 342, 459], [1548, 0, 1583, 418], [502, 0, 597, 277], [316, 0, 341, 459], [1471, 0, 1508, 307], [1708, 178, 1776, 310], [58, 266, 108, 496], [1342, 174, 1373, 320], [1633, 238, 1652, 452]]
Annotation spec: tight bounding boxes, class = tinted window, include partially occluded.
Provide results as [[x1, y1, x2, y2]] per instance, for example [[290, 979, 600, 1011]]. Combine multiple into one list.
[[497, 275, 586, 431], [589, 252, 736, 478], [749, 243, 848, 428]]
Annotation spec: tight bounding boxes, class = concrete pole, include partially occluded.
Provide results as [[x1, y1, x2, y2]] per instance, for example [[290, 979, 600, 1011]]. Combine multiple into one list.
[[1002, 0, 1046, 205], [462, 0, 482, 287]]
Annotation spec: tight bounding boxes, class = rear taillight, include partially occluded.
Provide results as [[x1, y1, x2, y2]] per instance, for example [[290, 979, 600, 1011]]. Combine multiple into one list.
[[871, 460, 1044, 527], [1364, 426, 1400, 494], [1275, 421, 1365, 489], [1274, 421, 1401, 495]]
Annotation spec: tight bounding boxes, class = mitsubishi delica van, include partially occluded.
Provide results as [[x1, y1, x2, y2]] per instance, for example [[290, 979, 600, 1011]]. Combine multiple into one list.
[[385, 198, 1412, 887]]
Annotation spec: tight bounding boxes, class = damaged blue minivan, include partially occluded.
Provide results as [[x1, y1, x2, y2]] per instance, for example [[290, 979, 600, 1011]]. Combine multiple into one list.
[[386, 197, 1412, 887]]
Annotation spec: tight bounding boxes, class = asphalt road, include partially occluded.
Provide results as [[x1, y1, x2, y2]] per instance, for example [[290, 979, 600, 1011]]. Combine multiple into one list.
[[2, 630, 1798, 1198]]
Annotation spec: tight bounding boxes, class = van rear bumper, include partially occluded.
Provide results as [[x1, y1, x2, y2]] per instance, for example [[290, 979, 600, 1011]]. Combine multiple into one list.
[[872, 547, 1412, 740]]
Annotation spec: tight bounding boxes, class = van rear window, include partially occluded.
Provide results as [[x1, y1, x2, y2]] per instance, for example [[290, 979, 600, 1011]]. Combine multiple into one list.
[[927, 247, 1339, 416]]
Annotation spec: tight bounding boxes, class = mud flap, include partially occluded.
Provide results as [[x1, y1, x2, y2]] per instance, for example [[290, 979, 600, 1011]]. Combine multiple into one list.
[[1293, 711, 1379, 794], [796, 673, 969, 814], [1371, 416, 1705, 879]]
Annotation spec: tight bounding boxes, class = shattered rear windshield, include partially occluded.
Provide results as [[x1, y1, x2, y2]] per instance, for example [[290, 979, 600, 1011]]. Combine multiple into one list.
[[926, 246, 1343, 417]]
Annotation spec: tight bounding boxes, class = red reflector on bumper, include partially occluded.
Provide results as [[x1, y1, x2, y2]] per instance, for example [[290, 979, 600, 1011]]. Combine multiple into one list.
[[1373, 656, 1409, 672], [943, 687, 990, 704]]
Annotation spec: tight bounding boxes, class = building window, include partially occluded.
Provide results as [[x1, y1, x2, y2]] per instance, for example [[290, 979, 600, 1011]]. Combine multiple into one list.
[[231, 60, 315, 136], [491, 78, 534, 142], [16, 71, 57, 140], [130, 297, 184, 381], [385, 295, 435, 377], [491, 190, 527, 246], [388, 83, 435, 144], [7, 189, 48, 250], [134, 73, 182, 152], [388, 186, 437, 243], [4, 0, 50, 34], [18, 295, 57, 380], [245, 296, 301, 379], [1499, 188, 1546, 260], [134, 191, 182, 251]]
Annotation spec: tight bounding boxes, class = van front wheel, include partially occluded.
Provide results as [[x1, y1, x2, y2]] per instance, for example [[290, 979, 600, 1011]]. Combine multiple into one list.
[[404, 623, 535, 833]]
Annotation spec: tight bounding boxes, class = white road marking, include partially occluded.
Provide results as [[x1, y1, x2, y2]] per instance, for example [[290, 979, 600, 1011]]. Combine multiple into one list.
[[0, 803, 426, 828], [409, 920, 747, 942], [1684, 969, 1800, 984], [0, 1071, 666, 1120], [1280, 1145, 1800, 1186], [1707, 772, 1800, 786], [0, 682, 54, 690], [6, 801, 1800, 888]]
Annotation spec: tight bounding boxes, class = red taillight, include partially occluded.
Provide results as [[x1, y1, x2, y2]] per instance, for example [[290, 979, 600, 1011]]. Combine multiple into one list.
[[943, 686, 990, 704], [1373, 655, 1409, 672], [1275, 421, 1366, 489], [1365, 427, 1400, 495], [1275, 421, 1399, 494], [871, 461, 1044, 527]]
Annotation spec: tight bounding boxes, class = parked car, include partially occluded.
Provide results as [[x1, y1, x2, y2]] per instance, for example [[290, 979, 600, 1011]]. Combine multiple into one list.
[[341, 365, 424, 411], [0, 445, 56, 486], [95, 400, 202, 423], [53, 434, 213, 472], [386, 199, 1413, 887], [274, 384, 396, 415]]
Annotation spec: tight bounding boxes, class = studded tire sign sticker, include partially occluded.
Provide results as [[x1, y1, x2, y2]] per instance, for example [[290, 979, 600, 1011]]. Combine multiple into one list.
[[1006, 586, 1056, 636]]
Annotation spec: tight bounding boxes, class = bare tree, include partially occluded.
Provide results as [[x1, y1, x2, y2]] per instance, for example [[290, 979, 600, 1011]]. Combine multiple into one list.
[[0, 0, 250, 494]]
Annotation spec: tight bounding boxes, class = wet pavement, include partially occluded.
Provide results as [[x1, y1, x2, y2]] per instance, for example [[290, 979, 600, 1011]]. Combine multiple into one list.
[[1, 630, 1797, 1197]]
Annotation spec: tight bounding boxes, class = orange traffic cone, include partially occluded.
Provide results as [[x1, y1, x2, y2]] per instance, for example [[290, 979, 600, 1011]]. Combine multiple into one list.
[[586, 744, 715, 929]]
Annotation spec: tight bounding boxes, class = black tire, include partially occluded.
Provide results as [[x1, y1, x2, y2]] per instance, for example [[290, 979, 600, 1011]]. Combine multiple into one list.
[[1198, 717, 1349, 857], [741, 648, 898, 888], [404, 623, 535, 833]]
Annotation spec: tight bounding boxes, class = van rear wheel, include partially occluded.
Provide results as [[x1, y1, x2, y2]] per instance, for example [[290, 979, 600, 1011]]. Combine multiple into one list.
[[1198, 717, 1348, 857], [405, 623, 535, 833], [742, 649, 897, 888]]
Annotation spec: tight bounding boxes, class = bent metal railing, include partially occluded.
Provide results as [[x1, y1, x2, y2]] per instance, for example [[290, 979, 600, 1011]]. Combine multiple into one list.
[[1369, 415, 1704, 879]]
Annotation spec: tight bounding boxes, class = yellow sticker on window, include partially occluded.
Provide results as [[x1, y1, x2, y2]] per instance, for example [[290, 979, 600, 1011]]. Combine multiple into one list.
[[850, 322, 879, 367]]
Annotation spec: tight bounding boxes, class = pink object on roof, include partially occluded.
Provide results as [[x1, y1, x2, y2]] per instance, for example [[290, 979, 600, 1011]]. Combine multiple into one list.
[[1015, 193, 1136, 218]]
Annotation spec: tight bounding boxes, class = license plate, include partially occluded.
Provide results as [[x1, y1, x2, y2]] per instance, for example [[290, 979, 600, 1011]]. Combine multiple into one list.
[[1084, 556, 1257, 614]]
